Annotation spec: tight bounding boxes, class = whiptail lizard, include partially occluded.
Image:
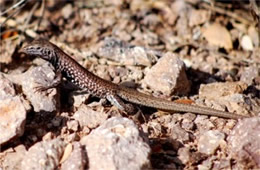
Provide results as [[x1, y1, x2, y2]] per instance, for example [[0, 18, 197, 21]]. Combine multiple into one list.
[[20, 38, 248, 119]]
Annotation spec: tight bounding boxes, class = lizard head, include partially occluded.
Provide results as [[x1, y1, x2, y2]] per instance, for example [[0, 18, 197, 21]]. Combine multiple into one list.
[[20, 38, 57, 63]]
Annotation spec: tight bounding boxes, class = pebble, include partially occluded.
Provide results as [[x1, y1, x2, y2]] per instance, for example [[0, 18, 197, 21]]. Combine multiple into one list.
[[143, 52, 190, 96], [73, 104, 108, 129], [198, 130, 225, 155], [241, 35, 254, 51]]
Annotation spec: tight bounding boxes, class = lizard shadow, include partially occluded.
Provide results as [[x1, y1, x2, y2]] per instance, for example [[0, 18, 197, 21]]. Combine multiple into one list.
[[185, 67, 259, 98], [24, 110, 69, 148]]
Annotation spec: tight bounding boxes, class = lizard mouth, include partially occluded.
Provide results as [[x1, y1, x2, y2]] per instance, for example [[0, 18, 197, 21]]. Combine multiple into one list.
[[19, 45, 41, 56], [18, 43, 33, 55], [18, 47, 27, 54]]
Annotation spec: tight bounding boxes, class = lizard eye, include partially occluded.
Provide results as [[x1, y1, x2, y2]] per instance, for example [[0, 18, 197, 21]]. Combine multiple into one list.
[[28, 47, 34, 50], [42, 49, 48, 55], [36, 47, 41, 50]]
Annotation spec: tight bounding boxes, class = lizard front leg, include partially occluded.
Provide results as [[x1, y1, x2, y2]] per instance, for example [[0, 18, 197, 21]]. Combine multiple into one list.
[[34, 70, 62, 93]]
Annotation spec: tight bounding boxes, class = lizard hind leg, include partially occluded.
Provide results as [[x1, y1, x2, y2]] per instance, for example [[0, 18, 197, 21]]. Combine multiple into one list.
[[106, 94, 137, 114], [106, 94, 147, 123]]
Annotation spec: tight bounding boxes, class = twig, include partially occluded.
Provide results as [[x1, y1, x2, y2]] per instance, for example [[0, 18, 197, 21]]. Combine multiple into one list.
[[20, 1, 40, 38], [0, 0, 27, 16], [201, 2, 252, 25], [249, 0, 260, 30], [23, 1, 40, 30], [36, 0, 46, 30]]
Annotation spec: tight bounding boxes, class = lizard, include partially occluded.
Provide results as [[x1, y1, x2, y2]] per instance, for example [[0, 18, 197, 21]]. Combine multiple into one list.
[[19, 38, 249, 119]]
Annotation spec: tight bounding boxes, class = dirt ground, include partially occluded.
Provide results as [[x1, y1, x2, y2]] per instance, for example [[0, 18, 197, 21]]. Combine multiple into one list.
[[0, 0, 259, 169]]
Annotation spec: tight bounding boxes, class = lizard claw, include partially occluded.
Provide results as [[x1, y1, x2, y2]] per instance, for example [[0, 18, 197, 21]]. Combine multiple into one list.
[[33, 71, 62, 94], [33, 84, 54, 94], [33, 80, 58, 94]]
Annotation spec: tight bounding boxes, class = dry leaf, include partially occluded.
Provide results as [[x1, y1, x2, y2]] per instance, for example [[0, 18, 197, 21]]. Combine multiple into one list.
[[202, 23, 233, 50], [174, 99, 194, 104], [189, 9, 210, 27], [60, 143, 73, 164]]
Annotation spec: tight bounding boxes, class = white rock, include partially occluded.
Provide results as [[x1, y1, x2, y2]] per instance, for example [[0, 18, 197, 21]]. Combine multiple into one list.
[[241, 35, 254, 51]]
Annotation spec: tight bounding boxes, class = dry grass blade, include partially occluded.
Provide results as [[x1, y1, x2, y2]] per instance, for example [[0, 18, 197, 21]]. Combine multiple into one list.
[[22, 1, 40, 30], [249, 0, 260, 30], [36, 0, 46, 30]]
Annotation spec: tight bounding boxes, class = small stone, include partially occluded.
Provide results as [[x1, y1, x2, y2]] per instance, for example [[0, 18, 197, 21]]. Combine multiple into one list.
[[194, 116, 215, 132], [69, 92, 90, 107], [67, 120, 79, 132], [240, 66, 259, 85], [65, 133, 78, 143], [170, 123, 191, 143], [80, 117, 151, 170], [189, 9, 209, 27], [51, 116, 63, 127], [181, 113, 196, 131], [147, 121, 162, 137], [73, 104, 108, 129], [82, 126, 90, 134], [0, 73, 16, 99], [178, 147, 191, 164], [198, 157, 214, 170], [224, 94, 250, 114], [198, 130, 225, 155], [241, 35, 254, 51], [178, 146, 207, 165], [14, 144, 27, 152], [143, 52, 190, 96], [212, 159, 231, 170], [62, 4, 73, 19]]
